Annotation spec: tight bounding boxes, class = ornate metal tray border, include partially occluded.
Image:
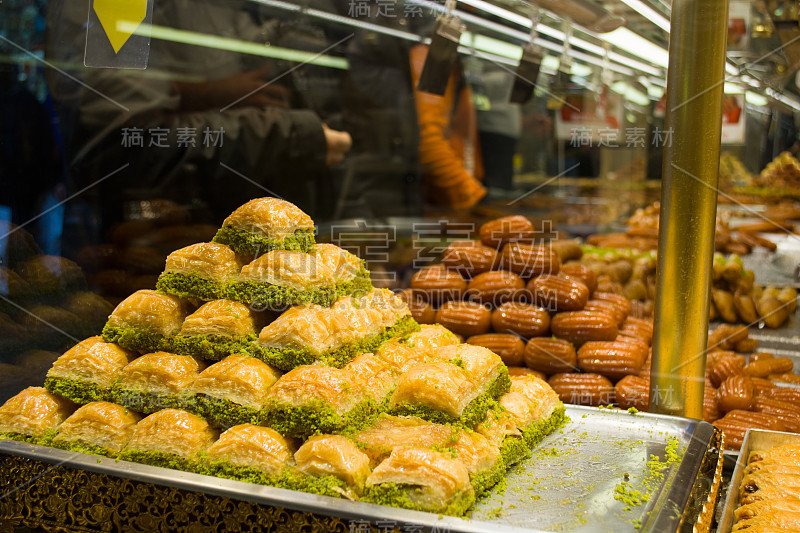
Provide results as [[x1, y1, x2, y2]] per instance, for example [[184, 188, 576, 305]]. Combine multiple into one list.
[[0, 406, 719, 533]]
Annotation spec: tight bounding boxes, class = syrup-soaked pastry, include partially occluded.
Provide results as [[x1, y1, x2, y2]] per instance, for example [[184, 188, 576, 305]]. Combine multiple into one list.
[[353, 289, 412, 330], [226, 250, 340, 310], [365, 447, 475, 516], [102, 290, 188, 353], [294, 434, 372, 498], [732, 508, 800, 532], [259, 365, 377, 438], [749, 443, 800, 466], [388, 344, 510, 427], [255, 293, 418, 371], [475, 406, 527, 468], [735, 499, 800, 523], [206, 424, 293, 480], [120, 409, 217, 471], [376, 324, 459, 371], [498, 375, 565, 448], [212, 197, 315, 256], [110, 352, 204, 414], [52, 401, 140, 455], [188, 354, 280, 428], [451, 428, 503, 496], [312, 243, 369, 284], [45, 336, 138, 404], [0, 387, 75, 443], [343, 353, 401, 407], [740, 470, 800, 505], [156, 242, 242, 301], [355, 414, 456, 464], [173, 300, 260, 361]]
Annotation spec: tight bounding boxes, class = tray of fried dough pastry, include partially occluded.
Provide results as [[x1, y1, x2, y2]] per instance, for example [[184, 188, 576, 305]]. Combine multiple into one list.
[[718, 429, 800, 533], [0, 405, 721, 533]]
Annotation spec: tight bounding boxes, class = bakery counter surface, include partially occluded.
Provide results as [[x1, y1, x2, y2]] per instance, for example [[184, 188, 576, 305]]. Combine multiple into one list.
[[0, 406, 720, 533]]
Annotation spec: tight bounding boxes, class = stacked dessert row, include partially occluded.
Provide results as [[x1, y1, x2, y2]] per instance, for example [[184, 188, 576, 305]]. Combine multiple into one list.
[[155, 199, 370, 309], [0, 198, 566, 517]]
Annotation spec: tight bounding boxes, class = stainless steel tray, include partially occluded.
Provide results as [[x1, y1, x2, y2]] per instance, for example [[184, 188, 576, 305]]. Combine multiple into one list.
[[716, 428, 800, 533], [0, 406, 718, 533]]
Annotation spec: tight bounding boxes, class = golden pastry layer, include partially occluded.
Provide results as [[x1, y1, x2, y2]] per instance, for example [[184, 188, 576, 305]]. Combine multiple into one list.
[[343, 354, 400, 405], [163, 242, 241, 282], [207, 424, 293, 476], [295, 434, 372, 491], [115, 352, 205, 394], [123, 409, 217, 459], [220, 197, 314, 242], [179, 300, 258, 339], [47, 337, 137, 388], [355, 414, 455, 464], [239, 251, 336, 290], [189, 354, 279, 410], [53, 401, 140, 453], [0, 387, 74, 439], [365, 447, 474, 513], [312, 244, 364, 282], [264, 365, 366, 414], [105, 290, 187, 337]]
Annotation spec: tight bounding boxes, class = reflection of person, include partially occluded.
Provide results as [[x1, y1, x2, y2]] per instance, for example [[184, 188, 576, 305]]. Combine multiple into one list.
[[45, 0, 351, 232], [409, 44, 485, 210]]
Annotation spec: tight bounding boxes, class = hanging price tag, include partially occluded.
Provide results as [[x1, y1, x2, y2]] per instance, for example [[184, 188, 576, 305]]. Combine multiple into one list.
[[510, 43, 544, 104], [85, 0, 154, 69], [417, 14, 464, 95]]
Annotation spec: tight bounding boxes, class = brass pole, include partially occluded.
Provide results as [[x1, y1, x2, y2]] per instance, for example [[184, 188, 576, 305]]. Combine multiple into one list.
[[649, 0, 729, 418]]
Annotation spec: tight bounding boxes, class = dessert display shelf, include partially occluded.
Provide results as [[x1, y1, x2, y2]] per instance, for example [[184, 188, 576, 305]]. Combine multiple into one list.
[[0, 406, 721, 533]]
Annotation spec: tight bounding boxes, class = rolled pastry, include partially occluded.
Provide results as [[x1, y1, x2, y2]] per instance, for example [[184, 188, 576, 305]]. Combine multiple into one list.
[[293, 434, 372, 498], [120, 409, 217, 471], [207, 424, 293, 482], [156, 242, 242, 301], [212, 197, 316, 256], [188, 354, 280, 428], [259, 365, 377, 438], [173, 300, 259, 361], [45, 336, 138, 404], [52, 401, 141, 456], [110, 352, 204, 414], [0, 387, 75, 443], [365, 447, 475, 516], [102, 290, 188, 352]]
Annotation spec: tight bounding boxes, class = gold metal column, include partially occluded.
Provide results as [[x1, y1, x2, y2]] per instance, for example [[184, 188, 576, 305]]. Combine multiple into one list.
[[649, 0, 729, 418]]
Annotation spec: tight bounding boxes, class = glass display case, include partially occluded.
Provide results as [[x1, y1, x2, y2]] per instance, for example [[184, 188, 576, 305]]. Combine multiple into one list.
[[2, 0, 800, 531]]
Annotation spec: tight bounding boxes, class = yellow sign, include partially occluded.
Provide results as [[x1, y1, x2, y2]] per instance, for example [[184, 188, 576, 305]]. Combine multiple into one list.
[[93, 0, 147, 53]]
